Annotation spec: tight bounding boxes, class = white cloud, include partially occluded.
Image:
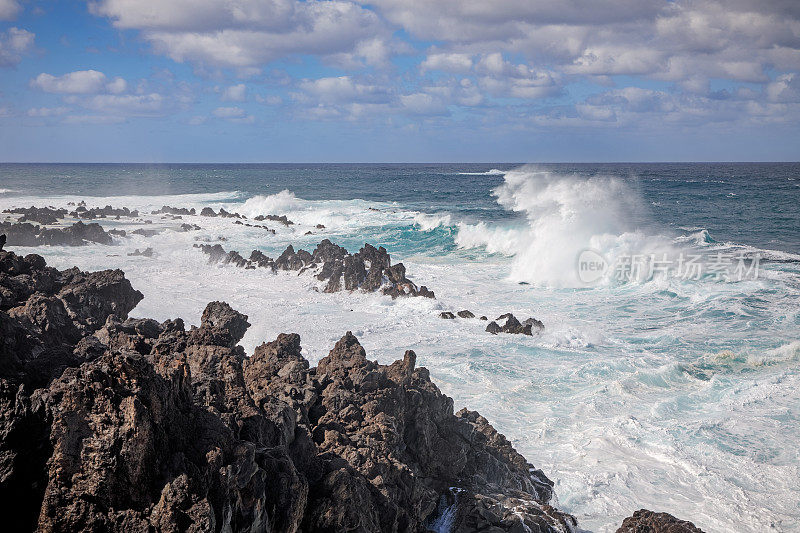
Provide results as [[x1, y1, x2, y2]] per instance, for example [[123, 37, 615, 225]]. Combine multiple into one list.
[[0, 0, 20, 20], [83, 93, 167, 115], [0, 27, 34, 67], [106, 77, 128, 94], [256, 94, 282, 105], [212, 106, 246, 118], [90, 0, 389, 68], [212, 105, 256, 122], [63, 114, 127, 124], [298, 76, 391, 104], [31, 70, 109, 94], [221, 83, 246, 101], [766, 73, 800, 103], [27, 106, 70, 117], [421, 53, 473, 73]]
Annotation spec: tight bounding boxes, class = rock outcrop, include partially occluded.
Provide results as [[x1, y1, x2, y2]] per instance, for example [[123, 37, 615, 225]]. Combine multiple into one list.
[[0, 220, 114, 246], [3, 207, 67, 225], [0, 248, 576, 532], [486, 313, 544, 336], [616, 509, 704, 532], [196, 239, 436, 299], [70, 205, 140, 219]]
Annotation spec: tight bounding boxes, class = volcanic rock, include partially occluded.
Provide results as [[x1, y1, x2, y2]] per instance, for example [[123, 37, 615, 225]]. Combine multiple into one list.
[[616, 509, 704, 532], [0, 248, 575, 533]]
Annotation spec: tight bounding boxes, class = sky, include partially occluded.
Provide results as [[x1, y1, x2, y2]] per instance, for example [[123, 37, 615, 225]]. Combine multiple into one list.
[[0, 0, 799, 162]]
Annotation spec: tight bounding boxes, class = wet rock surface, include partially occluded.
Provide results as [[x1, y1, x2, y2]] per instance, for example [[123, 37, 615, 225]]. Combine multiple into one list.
[[616, 509, 704, 532], [0, 220, 114, 246], [0, 249, 582, 532], [196, 239, 436, 299], [3, 207, 67, 225], [70, 205, 139, 219]]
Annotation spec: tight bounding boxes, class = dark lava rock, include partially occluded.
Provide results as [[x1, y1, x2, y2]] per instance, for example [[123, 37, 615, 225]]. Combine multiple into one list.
[[196, 239, 436, 299], [0, 220, 113, 246], [523, 317, 545, 332], [479, 315, 488, 320], [153, 205, 196, 216], [487, 313, 545, 336], [127, 247, 154, 258], [200, 207, 217, 217], [440, 311, 456, 319], [180, 223, 201, 231], [0, 249, 575, 533], [254, 214, 293, 226], [486, 321, 502, 334], [132, 228, 162, 237], [70, 205, 139, 219], [3, 206, 67, 225], [616, 509, 704, 532], [457, 310, 475, 318], [0, 234, 4, 251]]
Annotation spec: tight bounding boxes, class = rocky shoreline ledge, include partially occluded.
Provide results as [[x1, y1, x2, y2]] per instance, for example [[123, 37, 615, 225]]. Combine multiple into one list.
[[0, 243, 703, 532]]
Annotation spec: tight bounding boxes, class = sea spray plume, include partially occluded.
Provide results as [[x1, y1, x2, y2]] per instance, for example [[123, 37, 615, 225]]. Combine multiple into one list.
[[455, 166, 676, 287]]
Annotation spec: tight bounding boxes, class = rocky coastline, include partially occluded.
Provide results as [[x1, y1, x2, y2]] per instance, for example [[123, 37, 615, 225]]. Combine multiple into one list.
[[0, 204, 705, 532]]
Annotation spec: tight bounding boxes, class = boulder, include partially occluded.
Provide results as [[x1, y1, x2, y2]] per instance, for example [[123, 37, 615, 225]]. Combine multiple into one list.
[[616, 509, 704, 532]]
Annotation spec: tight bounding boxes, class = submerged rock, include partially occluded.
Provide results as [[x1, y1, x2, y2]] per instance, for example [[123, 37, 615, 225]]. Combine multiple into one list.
[[0, 249, 574, 533], [457, 310, 475, 318]]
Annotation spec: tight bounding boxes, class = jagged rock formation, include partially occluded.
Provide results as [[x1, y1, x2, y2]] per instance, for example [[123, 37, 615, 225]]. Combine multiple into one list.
[[616, 509, 704, 532], [0, 220, 114, 246], [153, 206, 197, 216], [70, 205, 140, 219], [3, 207, 67, 225], [0, 248, 576, 532], [486, 313, 544, 336], [254, 214, 293, 226], [196, 239, 436, 299], [200, 207, 243, 219]]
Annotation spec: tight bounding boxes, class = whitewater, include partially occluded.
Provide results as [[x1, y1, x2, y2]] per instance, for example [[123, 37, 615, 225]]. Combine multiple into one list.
[[1, 163, 798, 532]]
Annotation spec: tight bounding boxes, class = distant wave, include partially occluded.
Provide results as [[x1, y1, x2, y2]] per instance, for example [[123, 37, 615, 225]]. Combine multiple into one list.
[[457, 169, 506, 176], [0, 188, 16, 194]]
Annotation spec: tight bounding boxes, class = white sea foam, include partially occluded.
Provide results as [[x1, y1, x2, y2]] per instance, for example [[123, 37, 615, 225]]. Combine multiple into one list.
[[2, 184, 799, 533], [414, 212, 452, 231], [458, 168, 506, 176], [455, 166, 681, 287]]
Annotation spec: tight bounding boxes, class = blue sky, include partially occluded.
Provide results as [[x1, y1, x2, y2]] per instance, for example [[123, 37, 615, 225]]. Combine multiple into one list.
[[0, 0, 799, 162]]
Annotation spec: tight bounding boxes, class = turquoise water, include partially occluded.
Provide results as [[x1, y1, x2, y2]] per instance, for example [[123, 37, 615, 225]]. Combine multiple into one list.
[[1, 163, 798, 532]]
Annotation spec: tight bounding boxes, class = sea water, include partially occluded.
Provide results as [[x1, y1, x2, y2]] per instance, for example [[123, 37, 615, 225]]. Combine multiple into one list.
[[1, 163, 798, 532]]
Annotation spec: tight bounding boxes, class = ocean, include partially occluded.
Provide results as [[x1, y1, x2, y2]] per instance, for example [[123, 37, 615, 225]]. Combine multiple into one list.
[[1, 162, 798, 532]]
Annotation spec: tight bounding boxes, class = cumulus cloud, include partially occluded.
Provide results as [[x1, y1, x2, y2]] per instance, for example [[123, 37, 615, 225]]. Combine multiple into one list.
[[35, 0, 796, 132], [0, 0, 20, 20], [90, 0, 389, 68], [420, 53, 473, 73], [297, 76, 391, 104], [0, 27, 34, 67], [31, 70, 110, 94], [221, 83, 246, 101], [211, 105, 255, 122]]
